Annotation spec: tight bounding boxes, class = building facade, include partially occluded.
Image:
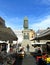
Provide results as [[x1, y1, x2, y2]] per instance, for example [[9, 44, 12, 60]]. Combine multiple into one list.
[[22, 17, 35, 52], [32, 28, 50, 53], [29, 29, 35, 40]]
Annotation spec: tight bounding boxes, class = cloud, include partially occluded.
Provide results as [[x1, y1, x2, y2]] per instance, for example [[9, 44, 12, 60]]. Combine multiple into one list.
[[0, 11, 27, 30], [5, 17, 23, 30], [0, 11, 23, 30], [0, 11, 8, 19], [0, 11, 50, 32], [30, 15, 50, 31]]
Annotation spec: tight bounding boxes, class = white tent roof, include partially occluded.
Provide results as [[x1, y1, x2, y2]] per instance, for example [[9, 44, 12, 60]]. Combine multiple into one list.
[[31, 42, 46, 45]]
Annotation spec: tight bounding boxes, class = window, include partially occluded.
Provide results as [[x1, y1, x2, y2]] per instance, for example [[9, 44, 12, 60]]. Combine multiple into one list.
[[24, 33, 29, 39]]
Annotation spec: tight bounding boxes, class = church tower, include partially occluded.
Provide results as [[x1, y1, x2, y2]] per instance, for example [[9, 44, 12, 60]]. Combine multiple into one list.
[[22, 17, 35, 52], [22, 17, 30, 52], [23, 17, 28, 29], [23, 17, 29, 40]]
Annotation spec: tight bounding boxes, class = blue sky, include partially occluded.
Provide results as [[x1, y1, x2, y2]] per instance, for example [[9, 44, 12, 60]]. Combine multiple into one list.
[[0, 0, 50, 31]]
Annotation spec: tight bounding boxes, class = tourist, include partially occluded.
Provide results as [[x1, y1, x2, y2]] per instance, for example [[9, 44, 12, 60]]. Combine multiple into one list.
[[42, 52, 47, 61], [26, 44, 30, 52], [46, 55, 50, 65]]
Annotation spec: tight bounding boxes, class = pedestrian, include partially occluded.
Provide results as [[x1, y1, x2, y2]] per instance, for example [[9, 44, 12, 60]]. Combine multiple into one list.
[[37, 48, 41, 54], [42, 52, 47, 61], [13, 52, 23, 65], [36, 54, 42, 63], [26, 44, 30, 52], [46, 55, 50, 65]]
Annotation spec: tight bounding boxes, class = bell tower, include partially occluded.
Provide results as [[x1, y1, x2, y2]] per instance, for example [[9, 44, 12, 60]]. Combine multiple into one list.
[[22, 17, 35, 52], [23, 17, 29, 40], [23, 17, 28, 29], [22, 17, 30, 52]]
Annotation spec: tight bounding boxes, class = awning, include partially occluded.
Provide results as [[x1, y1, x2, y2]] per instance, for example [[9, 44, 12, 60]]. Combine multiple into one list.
[[34, 34, 50, 40], [0, 28, 18, 42], [31, 42, 46, 45], [32, 28, 50, 40]]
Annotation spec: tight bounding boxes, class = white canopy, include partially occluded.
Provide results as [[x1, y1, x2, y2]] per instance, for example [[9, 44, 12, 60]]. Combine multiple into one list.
[[31, 42, 46, 45]]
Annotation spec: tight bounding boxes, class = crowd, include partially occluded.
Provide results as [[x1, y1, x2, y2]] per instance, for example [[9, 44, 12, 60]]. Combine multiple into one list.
[[35, 48, 50, 65], [0, 44, 50, 65]]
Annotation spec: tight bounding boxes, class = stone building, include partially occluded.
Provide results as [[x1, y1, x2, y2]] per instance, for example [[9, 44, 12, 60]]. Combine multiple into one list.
[[29, 29, 35, 40], [32, 28, 50, 53], [22, 17, 35, 52]]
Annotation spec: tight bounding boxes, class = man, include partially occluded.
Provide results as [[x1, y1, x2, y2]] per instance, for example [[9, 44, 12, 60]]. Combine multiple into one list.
[[26, 44, 30, 52]]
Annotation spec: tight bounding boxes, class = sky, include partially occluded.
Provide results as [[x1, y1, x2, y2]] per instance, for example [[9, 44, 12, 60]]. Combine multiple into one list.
[[0, 0, 50, 31]]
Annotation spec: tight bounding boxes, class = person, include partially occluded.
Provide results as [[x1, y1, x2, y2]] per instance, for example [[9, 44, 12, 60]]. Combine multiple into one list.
[[36, 54, 42, 63], [42, 52, 47, 61], [26, 44, 30, 52], [46, 55, 50, 65], [18, 47, 25, 58], [38, 48, 41, 53], [13, 47, 24, 65]]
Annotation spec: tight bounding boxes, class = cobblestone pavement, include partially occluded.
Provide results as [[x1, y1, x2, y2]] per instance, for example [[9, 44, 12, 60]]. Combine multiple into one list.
[[13, 53, 37, 65], [22, 54, 37, 65]]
